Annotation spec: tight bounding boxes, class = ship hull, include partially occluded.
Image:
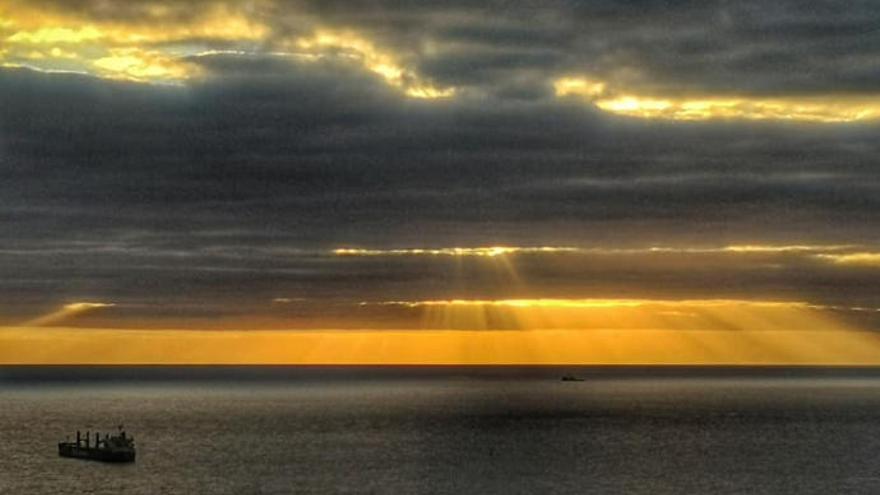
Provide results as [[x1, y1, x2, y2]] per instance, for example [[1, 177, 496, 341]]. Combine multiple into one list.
[[58, 443, 135, 463]]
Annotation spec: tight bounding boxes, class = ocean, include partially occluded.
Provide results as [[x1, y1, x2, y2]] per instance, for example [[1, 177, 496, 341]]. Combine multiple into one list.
[[2, 366, 880, 494]]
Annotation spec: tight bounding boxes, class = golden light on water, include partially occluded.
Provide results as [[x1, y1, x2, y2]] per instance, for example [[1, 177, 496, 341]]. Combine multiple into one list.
[[555, 76, 880, 123]]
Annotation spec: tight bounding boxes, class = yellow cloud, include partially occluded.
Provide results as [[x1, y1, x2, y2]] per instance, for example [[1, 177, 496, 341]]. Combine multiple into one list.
[[2, 3, 451, 97], [3, 3, 267, 45], [334, 246, 579, 257], [294, 29, 454, 99], [22, 301, 115, 327], [62, 302, 115, 311], [93, 48, 196, 82], [597, 96, 880, 123], [1, 2, 264, 83], [721, 244, 854, 253], [554, 77, 606, 99], [365, 298, 805, 309], [7, 25, 103, 44], [333, 244, 854, 257], [815, 252, 880, 267], [555, 76, 880, 123]]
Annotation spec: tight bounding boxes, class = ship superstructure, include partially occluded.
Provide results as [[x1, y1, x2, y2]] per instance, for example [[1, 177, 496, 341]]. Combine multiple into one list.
[[58, 426, 136, 463]]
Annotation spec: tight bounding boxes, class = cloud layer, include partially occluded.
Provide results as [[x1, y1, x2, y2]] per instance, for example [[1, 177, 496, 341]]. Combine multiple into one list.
[[3, 1, 880, 333]]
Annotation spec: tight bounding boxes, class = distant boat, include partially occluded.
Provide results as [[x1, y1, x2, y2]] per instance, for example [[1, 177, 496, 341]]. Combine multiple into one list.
[[561, 374, 584, 382], [58, 426, 136, 463]]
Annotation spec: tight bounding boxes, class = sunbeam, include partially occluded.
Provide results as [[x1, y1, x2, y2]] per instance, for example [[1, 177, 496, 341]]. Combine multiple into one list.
[[21, 302, 115, 327]]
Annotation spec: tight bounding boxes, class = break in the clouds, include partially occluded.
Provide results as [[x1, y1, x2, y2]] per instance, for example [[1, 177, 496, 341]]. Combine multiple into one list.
[[6, 1, 880, 115], [3, 0, 880, 342]]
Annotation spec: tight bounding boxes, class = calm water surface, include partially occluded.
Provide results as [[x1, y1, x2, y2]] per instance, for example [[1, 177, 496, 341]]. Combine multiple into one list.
[[3, 371, 880, 494]]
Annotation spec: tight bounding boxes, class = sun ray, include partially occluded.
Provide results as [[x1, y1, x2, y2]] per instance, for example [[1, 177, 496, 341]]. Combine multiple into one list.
[[359, 298, 856, 333], [21, 302, 116, 327]]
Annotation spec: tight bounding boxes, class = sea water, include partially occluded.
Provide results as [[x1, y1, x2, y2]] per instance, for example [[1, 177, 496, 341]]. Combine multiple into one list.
[[2, 367, 880, 494]]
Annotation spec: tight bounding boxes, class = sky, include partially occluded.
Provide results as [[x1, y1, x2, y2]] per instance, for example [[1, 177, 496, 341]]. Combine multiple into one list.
[[2, 0, 880, 364]]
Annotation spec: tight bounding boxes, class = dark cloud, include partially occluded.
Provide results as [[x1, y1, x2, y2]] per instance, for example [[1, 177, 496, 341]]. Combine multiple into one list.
[[253, 0, 880, 95], [4, 1, 880, 329], [12, 1, 880, 94]]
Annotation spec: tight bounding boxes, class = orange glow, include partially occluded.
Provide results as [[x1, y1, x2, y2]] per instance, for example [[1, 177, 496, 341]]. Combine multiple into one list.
[[4, 297, 878, 364], [3, 326, 880, 365]]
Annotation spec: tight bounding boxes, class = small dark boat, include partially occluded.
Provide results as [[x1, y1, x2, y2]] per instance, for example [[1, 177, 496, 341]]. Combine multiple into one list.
[[561, 374, 585, 382], [58, 426, 136, 463]]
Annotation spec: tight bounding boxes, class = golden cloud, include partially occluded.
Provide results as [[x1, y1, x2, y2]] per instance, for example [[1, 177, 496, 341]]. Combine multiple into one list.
[[2, 3, 267, 45], [0, 2, 264, 83], [1, 2, 451, 96], [555, 76, 880, 123], [334, 246, 579, 257], [293, 29, 454, 99], [7, 25, 104, 44], [815, 252, 880, 267], [363, 298, 808, 309], [93, 47, 196, 82], [333, 244, 855, 257]]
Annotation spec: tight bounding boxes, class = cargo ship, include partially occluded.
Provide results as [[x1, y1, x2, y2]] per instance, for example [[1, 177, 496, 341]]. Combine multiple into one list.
[[58, 426, 136, 463]]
